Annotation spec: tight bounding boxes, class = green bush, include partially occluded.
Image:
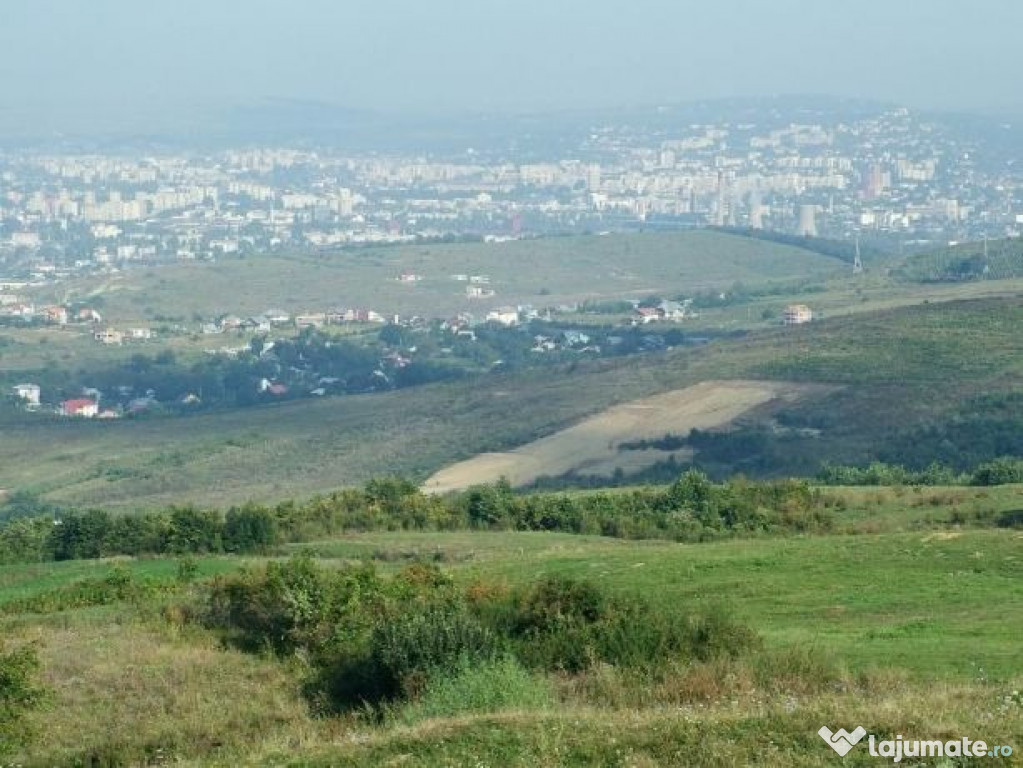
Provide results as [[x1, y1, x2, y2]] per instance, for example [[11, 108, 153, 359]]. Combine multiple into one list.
[[201, 561, 760, 713], [370, 605, 502, 697], [481, 577, 759, 673], [0, 642, 46, 755], [513, 576, 606, 633], [204, 556, 384, 655], [389, 655, 553, 725], [686, 605, 761, 662], [971, 457, 1023, 486], [224, 504, 278, 553]]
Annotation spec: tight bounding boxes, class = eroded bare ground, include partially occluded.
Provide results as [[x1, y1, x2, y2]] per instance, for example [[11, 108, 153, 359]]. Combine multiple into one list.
[[424, 380, 835, 492]]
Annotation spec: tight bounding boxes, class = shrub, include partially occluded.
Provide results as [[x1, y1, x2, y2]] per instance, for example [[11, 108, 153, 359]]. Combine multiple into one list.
[[204, 556, 384, 655], [513, 576, 606, 633], [971, 457, 1023, 486], [0, 642, 46, 755], [996, 509, 1023, 529], [484, 577, 759, 673], [389, 655, 553, 725], [686, 605, 761, 662], [224, 504, 278, 553], [370, 605, 502, 697]]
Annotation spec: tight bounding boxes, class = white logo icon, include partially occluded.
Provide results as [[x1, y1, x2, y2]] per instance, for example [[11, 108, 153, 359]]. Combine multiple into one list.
[[819, 726, 867, 756]]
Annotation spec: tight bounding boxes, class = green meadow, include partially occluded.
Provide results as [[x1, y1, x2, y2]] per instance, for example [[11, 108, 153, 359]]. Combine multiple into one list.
[[1, 490, 1021, 765]]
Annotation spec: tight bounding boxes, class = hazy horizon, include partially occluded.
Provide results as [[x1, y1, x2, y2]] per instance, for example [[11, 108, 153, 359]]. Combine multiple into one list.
[[2, 0, 1022, 137]]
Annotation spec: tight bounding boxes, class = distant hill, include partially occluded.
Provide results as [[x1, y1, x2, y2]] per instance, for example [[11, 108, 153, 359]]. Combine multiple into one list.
[[35, 229, 848, 325]]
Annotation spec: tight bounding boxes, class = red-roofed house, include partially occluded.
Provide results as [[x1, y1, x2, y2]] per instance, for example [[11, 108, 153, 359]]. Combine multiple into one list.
[[61, 399, 99, 418]]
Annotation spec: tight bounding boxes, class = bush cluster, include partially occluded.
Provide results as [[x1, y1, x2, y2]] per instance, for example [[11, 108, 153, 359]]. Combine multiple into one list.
[[0, 642, 46, 755], [3, 457, 1018, 567], [0, 472, 834, 565], [817, 457, 1023, 487], [201, 558, 757, 713]]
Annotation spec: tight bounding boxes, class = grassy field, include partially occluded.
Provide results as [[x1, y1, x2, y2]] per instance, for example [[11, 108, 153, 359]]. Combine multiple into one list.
[[2, 488, 1021, 766], [27, 230, 848, 324], [0, 296, 1020, 509], [294, 527, 1023, 677]]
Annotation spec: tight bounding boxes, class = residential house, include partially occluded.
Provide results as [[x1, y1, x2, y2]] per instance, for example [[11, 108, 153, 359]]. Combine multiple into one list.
[[783, 304, 813, 325], [0, 302, 35, 319], [531, 335, 556, 353], [76, 308, 103, 324], [486, 307, 519, 326], [11, 383, 41, 407], [240, 317, 271, 332], [657, 299, 692, 321], [61, 399, 99, 418], [295, 313, 327, 328], [42, 305, 69, 325], [264, 309, 291, 325], [634, 307, 660, 324], [258, 379, 289, 396], [94, 329, 124, 345]]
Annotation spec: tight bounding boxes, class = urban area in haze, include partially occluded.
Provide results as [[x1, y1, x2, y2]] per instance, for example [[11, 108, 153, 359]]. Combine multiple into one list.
[[0, 3, 1020, 766]]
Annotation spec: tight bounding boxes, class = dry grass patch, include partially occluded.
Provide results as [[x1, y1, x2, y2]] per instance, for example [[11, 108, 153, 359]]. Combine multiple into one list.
[[425, 380, 831, 491], [11, 620, 328, 766]]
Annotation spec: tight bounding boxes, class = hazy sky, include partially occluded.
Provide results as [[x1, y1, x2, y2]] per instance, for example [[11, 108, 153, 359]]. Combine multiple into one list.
[[1, 0, 1020, 134]]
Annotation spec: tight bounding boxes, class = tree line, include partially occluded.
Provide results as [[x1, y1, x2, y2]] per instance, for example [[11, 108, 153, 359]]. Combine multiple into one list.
[[2, 457, 1019, 566], [0, 472, 832, 564]]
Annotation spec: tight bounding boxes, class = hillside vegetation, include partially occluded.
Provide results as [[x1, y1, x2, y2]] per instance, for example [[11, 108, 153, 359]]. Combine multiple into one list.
[[30, 229, 848, 324], [895, 236, 1023, 282], [1, 296, 1020, 509], [0, 477, 1020, 765]]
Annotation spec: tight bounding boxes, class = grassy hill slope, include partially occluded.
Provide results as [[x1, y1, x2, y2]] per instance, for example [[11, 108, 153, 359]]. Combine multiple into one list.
[[33, 229, 847, 324], [2, 509, 1021, 766], [896, 236, 1023, 282], [0, 296, 1019, 510]]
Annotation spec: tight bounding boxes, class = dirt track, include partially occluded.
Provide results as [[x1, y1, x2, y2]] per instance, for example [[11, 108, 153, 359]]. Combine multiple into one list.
[[424, 380, 830, 492]]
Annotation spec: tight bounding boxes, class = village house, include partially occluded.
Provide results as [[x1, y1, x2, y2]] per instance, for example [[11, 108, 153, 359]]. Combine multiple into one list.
[[784, 304, 814, 325], [634, 307, 660, 324], [0, 302, 35, 319], [42, 305, 69, 325], [531, 335, 557, 353], [295, 312, 327, 328], [240, 317, 271, 332], [258, 379, 289, 396], [94, 329, 124, 345], [11, 383, 41, 407], [633, 299, 693, 324], [76, 307, 103, 323], [263, 309, 291, 325], [486, 307, 520, 326], [60, 398, 99, 418]]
